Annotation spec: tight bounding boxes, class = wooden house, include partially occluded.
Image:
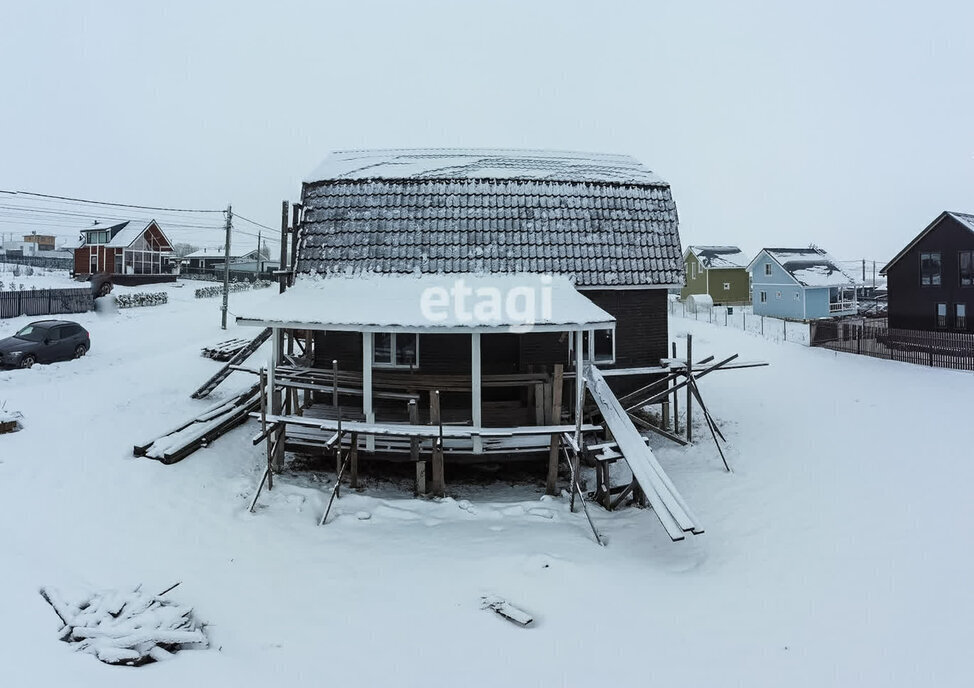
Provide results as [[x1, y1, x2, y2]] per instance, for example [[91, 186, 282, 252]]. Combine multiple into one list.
[[880, 211, 974, 331], [747, 247, 858, 319], [680, 245, 750, 305], [235, 148, 705, 539], [184, 247, 265, 273], [73, 220, 177, 286]]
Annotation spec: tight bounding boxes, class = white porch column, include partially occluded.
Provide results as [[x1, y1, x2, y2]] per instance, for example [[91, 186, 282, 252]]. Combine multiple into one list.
[[471, 331, 482, 454], [363, 332, 374, 451], [574, 328, 584, 446]]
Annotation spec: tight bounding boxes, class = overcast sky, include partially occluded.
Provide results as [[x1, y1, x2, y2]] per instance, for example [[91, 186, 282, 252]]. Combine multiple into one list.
[[1, 0, 972, 262]]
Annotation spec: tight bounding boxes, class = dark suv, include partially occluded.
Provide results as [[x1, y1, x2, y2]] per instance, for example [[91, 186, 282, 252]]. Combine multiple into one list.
[[0, 320, 90, 369]]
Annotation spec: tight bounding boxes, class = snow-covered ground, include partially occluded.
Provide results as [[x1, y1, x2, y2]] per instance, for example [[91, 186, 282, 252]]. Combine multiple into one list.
[[1, 287, 972, 686]]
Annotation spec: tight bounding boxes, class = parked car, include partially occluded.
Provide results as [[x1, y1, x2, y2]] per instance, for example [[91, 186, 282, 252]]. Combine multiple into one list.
[[0, 320, 90, 369]]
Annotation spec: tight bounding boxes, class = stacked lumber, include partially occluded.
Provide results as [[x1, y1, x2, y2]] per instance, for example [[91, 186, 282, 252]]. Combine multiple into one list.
[[201, 337, 251, 361], [192, 327, 272, 399], [39, 585, 206, 666], [134, 384, 260, 464], [583, 364, 704, 541]]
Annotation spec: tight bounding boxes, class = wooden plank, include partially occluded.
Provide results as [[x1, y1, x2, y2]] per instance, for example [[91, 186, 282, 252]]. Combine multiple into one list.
[[584, 365, 702, 539], [349, 432, 359, 488], [545, 364, 563, 496]]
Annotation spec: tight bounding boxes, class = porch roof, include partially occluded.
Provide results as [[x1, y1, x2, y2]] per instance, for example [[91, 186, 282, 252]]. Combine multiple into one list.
[[235, 272, 615, 333]]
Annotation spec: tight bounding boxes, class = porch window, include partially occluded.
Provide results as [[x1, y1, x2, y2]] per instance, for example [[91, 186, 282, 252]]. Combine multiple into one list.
[[764, 263, 772, 276], [373, 332, 418, 368], [920, 252, 942, 286], [937, 303, 947, 328], [956, 304, 967, 329], [960, 251, 973, 287], [575, 328, 615, 364]]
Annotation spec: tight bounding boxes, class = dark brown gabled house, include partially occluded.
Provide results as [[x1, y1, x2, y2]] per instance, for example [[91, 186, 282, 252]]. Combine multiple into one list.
[[881, 211, 974, 331], [73, 219, 178, 286]]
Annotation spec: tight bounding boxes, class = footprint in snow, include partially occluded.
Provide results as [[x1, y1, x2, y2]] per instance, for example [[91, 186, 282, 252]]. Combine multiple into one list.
[[528, 508, 555, 520]]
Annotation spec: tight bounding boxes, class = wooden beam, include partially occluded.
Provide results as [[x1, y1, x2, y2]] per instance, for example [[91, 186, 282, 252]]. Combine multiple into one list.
[[471, 332, 482, 454], [430, 390, 444, 496], [349, 432, 359, 487], [571, 330, 584, 512], [545, 364, 563, 496]]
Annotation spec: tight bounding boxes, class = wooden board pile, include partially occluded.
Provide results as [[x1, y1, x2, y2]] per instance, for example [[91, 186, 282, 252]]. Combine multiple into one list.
[[134, 383, 260, 464], [201, 337, 251, 361], [39, 585, 207, 666]]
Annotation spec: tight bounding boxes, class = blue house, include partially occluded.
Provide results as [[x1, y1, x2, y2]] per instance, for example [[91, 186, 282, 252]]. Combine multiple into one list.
[[747, 248, 858, 320]]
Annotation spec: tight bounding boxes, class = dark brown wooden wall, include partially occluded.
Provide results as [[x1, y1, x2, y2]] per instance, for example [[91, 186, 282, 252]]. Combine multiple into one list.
[[887, 214, 974, 330], [581, 288, 669, 367]]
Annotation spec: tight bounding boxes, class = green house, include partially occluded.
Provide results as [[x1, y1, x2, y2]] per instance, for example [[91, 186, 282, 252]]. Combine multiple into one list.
[[681, 245, 751, 305]]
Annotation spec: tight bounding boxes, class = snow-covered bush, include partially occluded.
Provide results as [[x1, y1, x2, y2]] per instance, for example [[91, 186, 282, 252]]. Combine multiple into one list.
[[116, 291, 169, 309], [194, 280, 272, 299], [12, 265, 21, 277]]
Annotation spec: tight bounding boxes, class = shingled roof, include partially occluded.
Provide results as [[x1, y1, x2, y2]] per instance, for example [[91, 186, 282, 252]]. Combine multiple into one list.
[[296, 148, 683, 288], [686, 245, 748, 269]]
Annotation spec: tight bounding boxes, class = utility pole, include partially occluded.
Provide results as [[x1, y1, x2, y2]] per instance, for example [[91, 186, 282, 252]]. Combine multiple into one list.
[[862, 258, 866, 282], [872, 261, 876, 288], [221, 204, 233, 330], [279, 201, 289, 294], [257, 229, 262, 275]]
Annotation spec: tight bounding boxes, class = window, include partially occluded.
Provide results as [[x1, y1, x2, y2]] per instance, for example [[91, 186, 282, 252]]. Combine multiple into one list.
[[689, 262, 696, 279], [373, 332, 418, 367], [937, 303, 947, 328], [794, 291, 800, 301], [764, 263, 772, 276], [775, 291, 782, 300], [723, 282, 730, 291], [920, 252, 942, 286], [575, 328, 615, 364], [957, 304, 967, 329], [960, 251, 973, 287], [759, 291, 767, 303]]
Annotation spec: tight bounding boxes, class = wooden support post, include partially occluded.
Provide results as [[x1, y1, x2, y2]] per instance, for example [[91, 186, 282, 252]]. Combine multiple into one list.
[[260, 368, 272, 491], [571, 330, 584, 512], [534, 382, 545, 425], [430, 390, 444, 497], [279, 200, 288, 294], [349, 432, 359, 488], [686, 333, 693, 442], [270, 328, 286, 471], [671, 342, 680, 434], [332, 358, 339, 409], [289, 203, 301, 287], [545, 364, 563, 496], [471, 332, 482, 454], [334, 417, 342, 498], [408, 399, 420, 459], [415, 461, 427, 496]]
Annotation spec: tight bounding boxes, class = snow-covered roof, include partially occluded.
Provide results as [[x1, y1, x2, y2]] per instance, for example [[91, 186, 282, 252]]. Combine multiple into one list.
[[881, 210, 974, 275], [751, 248, 857, 287], [185, 247, 258, 260], [687, 245, 748, 269], [298, 149, 683, 288], [235, 273, 615, 332], [306, 148, 664, 185], [81, 220, 170, 249]]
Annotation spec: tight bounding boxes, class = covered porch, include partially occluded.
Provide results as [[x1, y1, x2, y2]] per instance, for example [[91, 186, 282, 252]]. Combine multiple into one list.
[[235, 273, 614, 494]]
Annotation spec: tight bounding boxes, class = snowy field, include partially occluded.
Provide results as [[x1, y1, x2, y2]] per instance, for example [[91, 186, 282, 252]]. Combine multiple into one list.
[[1, 282, 972, 686]]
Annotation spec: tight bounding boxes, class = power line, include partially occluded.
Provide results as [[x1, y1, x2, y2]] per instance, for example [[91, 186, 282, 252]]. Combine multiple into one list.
[[233, 213, 277, 232], [0, 189, 224, 214]]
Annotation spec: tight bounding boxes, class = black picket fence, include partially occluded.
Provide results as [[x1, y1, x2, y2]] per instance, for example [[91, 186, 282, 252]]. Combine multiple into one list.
[[0, 288, 93, 319], [812, 320, 974, 371]]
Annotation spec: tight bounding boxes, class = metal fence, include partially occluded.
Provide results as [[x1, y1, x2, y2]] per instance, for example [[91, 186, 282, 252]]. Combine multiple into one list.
[[668, 299, 812, 346], [0, 254, 74, 270], [812, 320, 974, 371], [179, 268, 278, 283], [0, 288, 93, 319]]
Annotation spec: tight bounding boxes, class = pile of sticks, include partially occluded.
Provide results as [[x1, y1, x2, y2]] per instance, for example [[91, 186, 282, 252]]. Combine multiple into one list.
[[39, 584, 206, 666]]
